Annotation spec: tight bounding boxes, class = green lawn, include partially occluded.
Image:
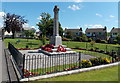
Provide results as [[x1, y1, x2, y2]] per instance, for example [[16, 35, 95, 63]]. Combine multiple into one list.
[[63, 41, 120, 52], [72, 49, 112, 60], [4, 39, 120, 51], [4, 39, 46, 48], [37, 65, 119, 81]]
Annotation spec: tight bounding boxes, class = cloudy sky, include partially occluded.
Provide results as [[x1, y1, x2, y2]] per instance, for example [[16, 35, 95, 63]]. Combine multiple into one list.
[[0, 1, 118, 32]]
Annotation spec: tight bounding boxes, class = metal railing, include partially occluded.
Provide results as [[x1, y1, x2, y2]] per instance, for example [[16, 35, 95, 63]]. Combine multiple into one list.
[[23, 52, 81, 77]]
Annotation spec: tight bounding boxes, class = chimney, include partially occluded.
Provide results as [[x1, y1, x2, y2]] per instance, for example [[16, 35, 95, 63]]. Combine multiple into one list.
[[79, 27, 82, 31]]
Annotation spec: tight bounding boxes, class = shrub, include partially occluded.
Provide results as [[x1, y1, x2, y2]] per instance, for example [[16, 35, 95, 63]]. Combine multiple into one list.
[[88, 38, 92, 42], [62, 37, 71, 41], [101, 40, 108, 43], [89, 57, 110, 66], [81, 34, 88, 42], [96, 38, 101, 43], [103, 58, 111, 64], [73, 36, 82, 41], [81, 60, 92, 68]]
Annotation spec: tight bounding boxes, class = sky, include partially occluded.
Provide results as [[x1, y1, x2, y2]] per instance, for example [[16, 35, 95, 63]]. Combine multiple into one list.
[[0, 1, 118, 32]]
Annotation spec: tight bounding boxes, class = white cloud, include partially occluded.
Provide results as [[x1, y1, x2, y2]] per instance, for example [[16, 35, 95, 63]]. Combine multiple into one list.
[[0, 12, 5, 19], [23, 23, 29, 27], [0, 12, 5, 28], [73, 0, 83, 3], [109, 15, 115, 18], [68, 5, 81, 11], [31, 26, 35, 29], [96, 13, 102, 17], [0, 23, 3, 28], [84, 24, 103, 28], [37, 16, 42, 20]]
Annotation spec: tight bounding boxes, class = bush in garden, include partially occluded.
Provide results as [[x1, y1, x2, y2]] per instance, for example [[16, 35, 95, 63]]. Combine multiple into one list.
[[81, 59, 92, 68], [88, 38, 92, 42], [81, 34, 88, 42], [73, 36, 82, 41], [89, 58, 101, 66], [90, 41, 95, 50], [89, 57, 110, 66], [96, 38, 101, 43], [62, 37, 71, 41], [101, 40, 108, 43], [103, 58, 111, 64]]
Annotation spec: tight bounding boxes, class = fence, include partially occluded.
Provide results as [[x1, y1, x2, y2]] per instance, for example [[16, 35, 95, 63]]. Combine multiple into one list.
[[8, 42, 24, 78], [23, 52, 81, 77]]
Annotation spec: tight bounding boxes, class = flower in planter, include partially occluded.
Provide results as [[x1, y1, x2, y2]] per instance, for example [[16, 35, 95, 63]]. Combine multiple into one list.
[[81, 59, 92, 68], [46, 72, 49, 74], [103, 58, 110, 64]]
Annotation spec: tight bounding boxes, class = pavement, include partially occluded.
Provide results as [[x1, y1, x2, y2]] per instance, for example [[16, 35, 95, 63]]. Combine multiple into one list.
[[0, 40, 9, 83], [0, 40, 19, 83]]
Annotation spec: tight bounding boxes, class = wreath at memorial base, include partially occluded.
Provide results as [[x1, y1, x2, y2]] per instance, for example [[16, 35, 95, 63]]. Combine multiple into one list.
[[57, 45, 66, 52], [41, 44, 54, 52]]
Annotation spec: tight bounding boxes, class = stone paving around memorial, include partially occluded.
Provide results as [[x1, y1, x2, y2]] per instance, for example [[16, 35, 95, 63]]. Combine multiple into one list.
[[20, 50, 96, 70]]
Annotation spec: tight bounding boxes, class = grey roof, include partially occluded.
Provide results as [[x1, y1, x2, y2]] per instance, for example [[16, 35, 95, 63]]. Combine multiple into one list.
[[85, 28, 106, 32], [110, 28, 120, 33], [65, 28, 82, 32]]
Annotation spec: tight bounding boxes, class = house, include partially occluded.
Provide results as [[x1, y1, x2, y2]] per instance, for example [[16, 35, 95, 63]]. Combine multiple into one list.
[[15, 27, 36, 38], [4, 27, 36, 38], [109, 27, 120, 43], [64, 28, 83, 37], [35, 30, 42, 37], [85, 27, 107, 41]]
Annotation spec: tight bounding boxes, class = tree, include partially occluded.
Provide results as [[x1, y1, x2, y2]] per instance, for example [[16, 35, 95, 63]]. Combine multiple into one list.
[[81, 34, 88, 42], [65, 31, 74, 39], [3, 13, 27, 39], [37, 12, 51, 45], [45, 19, 63, 37], [24, 30, 34, 38], [116, 35, 120, 44], [37, 12, 64, 45]]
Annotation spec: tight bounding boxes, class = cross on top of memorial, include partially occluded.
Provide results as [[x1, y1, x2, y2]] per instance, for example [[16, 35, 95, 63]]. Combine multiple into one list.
[[54, 5, 59, 13]]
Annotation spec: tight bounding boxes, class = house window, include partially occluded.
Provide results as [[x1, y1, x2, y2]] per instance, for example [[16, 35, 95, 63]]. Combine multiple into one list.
[[99, 32, 101, 35], [113, 33, 117, 35], [93, 32, 95, 34], [87, 32, 90, 34], [76, 33, 78, 35]]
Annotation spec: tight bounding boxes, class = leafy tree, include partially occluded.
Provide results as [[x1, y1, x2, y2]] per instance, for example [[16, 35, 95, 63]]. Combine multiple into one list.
[[90, 41, 95, 49], [81, 34, 88, 42], [37, 12, 51, 45], [37, 12, 64, 45], [3, 13, 27, 39], [24, 30, 34, 38], [65, 31, 74, 39], [116, 35, 120, 44], [45, 19, 63, 37]]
